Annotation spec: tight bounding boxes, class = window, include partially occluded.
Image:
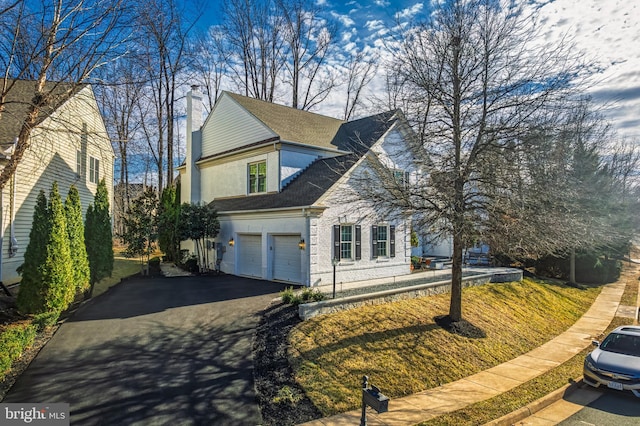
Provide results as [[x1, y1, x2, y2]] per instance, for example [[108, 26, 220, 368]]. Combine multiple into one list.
[[333, 224, 361, 261], [394, 170, 409, 188], [89, 156, 99, 184], [372, 224, 396, 259], [376, 225, 388, 257], [340, 225, 353, 260], [249, 161, 266, 193], [76, 151, 82, 176]]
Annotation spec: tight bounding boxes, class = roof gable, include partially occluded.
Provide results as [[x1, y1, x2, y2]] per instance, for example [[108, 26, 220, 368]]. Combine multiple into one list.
[[0, 79, 85, 143], [200, 93, 278, 158], [225, 92, 345, 149]]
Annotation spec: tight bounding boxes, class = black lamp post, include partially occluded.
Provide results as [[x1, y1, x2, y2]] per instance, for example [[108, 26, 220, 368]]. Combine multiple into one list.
[[332, 257, 339, 299]]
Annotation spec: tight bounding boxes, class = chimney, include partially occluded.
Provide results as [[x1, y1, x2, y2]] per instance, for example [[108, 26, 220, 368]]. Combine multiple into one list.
[[184, 85, 203, 204]]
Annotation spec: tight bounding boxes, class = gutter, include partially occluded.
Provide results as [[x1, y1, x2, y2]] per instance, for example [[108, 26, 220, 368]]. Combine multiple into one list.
[[216, 204, 327, 216]]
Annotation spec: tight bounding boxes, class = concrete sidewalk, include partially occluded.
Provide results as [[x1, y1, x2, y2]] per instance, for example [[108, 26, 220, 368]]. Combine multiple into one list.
[[300, 280, 626, 426]]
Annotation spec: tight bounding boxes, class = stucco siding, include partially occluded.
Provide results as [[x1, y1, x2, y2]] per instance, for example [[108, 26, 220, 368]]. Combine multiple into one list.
[[0, 86, 113, 285], [201, 94, 277, 158], [216, 211, 309, 285], [200, 151, 280, 201]]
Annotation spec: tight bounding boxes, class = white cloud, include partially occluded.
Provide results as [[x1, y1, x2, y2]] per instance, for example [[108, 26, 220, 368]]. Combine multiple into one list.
[[374, 0, 390, 6], [531, 0, 640, 137], [331, 11, 356, 27], [395, 3, 424, 20], [365, 19, 385, 32]]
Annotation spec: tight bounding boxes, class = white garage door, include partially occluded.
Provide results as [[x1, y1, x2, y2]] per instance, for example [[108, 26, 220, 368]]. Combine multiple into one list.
[[273, 235, 302, 284], [238, 234, 262, 278]]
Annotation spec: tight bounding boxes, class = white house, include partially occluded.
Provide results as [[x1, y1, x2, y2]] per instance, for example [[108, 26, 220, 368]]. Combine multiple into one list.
[[179, 88, 422, 287], [0, 79, 114, 285]]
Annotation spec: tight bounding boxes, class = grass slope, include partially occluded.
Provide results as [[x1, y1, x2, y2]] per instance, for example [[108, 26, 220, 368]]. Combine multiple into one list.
[[289, 278, 600, 416]]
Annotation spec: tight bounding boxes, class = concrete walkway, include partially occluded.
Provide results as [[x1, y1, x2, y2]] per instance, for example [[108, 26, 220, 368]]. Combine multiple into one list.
[[300, 280, 626, 426]]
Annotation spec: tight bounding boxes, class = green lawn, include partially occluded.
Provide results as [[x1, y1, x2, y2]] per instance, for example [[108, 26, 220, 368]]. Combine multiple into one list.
[[289, 278, 602, 416], [90, 256, 144, 298]]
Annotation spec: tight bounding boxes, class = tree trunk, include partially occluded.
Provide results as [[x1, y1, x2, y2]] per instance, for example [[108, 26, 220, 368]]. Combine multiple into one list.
[[570, 247, 576, 283], [450, 228, 464, 322]]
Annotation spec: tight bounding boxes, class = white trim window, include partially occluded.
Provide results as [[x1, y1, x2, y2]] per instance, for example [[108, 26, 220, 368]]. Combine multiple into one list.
[[333, 224, 361, 261], [89, 156, 99, 184], [372, 224, 396, 259], [393, 170, 410, 188], [248, 161, 267, 194], [76, 151, 82, 176]]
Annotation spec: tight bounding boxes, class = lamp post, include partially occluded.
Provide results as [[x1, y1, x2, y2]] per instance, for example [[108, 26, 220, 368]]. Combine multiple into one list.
[[332, 257, 339, 299]]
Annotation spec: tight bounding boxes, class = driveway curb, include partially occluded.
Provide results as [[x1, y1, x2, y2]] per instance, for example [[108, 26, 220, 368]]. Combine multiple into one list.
[[484, 378, 583, 426]]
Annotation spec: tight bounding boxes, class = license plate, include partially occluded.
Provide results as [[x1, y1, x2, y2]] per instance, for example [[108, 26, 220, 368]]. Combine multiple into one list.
[[607, 381, 624, 391]]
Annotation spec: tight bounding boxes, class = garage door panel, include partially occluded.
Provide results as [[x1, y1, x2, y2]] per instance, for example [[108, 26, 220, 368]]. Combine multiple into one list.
[[238, 235, 262, 278], [273, 235, 302, 284]]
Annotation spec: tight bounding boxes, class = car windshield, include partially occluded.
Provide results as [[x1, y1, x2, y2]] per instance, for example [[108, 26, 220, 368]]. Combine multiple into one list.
[[601, 333, 640, 357]]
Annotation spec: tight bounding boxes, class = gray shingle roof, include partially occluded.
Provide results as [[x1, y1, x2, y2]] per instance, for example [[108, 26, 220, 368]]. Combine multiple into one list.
[[226, 92, 345, 149], [211, 110, 399, 212], [0, 79, 82, 143]]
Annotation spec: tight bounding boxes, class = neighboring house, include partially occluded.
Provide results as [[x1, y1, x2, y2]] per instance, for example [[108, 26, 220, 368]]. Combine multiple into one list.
[[180, 87, 425, 287], [0, 79, 114, 285]]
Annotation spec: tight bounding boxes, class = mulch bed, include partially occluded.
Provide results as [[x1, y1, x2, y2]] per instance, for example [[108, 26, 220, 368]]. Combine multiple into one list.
[[253, 301, 322, 425]]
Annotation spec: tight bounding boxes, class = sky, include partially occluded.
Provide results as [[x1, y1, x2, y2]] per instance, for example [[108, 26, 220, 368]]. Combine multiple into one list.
[[201, 0, 640, 139]]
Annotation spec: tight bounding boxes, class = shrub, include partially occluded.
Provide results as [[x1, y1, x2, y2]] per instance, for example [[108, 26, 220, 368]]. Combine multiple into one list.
[[41, 182, 75, 313], [86, 179, 114, 292], [300, 288, 325, 303], [0, 322, 37, 381], [32, 311, 60, 331], [180, 254, 199, 274], [272, 385, 303, 405], [16, 191, 49, 314], [281, 287, 296, 304], [65, 185, 90, 293]]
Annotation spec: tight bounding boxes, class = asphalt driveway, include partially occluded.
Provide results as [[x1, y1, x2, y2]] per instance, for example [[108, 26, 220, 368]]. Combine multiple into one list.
[[3, 274, 288, 425]]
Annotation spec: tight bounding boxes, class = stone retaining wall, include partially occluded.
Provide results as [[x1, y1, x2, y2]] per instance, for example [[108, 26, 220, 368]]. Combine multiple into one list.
[[298, 269, 523, 320]]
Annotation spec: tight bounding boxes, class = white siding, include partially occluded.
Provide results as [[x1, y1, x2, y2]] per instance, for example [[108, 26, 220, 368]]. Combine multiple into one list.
[[200, 151, 279, 201], [0, 86, 114, 285], [200, 94, 277, 158]]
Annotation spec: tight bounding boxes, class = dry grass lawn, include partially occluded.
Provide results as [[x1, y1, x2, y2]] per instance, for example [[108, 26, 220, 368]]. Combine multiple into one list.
[[289, 278, 601, 416]]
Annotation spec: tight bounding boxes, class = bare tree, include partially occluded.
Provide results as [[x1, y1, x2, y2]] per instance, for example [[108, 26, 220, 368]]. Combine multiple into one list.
[[0, 0, 128, 190], [191, 27, 230, 113], [278, 0, 336, 110], [222, 0, 286, 102], [95, 59, 145, 216], [134, 0, 201, 191], [343, 49, 377, 120], [356, 0, 592, 325]]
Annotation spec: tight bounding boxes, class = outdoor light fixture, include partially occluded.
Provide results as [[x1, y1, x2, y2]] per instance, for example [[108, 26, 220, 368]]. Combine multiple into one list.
[[298, 238, 306, 250], [228, 237, 234, 247]]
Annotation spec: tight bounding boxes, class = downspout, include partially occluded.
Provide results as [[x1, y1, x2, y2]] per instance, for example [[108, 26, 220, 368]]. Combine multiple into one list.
[[7, 137, 17, 259], [9, 171, 17, 257]]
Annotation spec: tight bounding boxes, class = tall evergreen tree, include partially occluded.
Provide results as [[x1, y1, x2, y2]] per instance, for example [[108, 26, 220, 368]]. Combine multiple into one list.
[[42, 182, 75, 312], [157, 184, 180, 262], [16, 190, 49, 314], [65, 185, 90, 294], [85, 179, 114, 294]]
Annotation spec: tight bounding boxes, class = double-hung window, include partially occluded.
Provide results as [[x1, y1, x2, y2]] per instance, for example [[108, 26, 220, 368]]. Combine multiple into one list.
[[333, 224, 361, 261], [393, 170, 409, 188], [372, 224, 395, 259], [249, 161, 267, 194], [89, 156, 99, 184]]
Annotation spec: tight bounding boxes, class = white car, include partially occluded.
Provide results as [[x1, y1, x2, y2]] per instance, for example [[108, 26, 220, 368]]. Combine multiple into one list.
[[583, 325, 640, 397]]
